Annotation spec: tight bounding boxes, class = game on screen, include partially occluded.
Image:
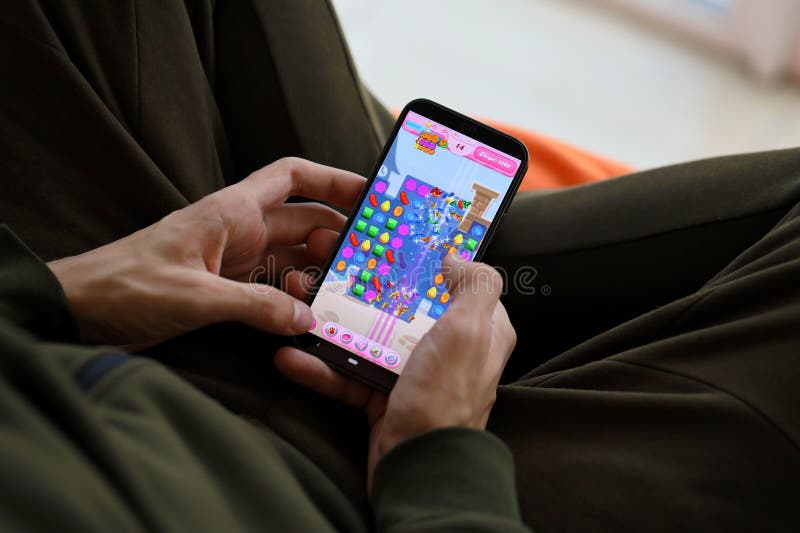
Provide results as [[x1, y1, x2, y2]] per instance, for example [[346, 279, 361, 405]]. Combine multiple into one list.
[[309, 111, 521, 373]]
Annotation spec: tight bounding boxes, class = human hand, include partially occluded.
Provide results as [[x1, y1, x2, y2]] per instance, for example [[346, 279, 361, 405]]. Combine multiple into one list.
[[48, 157, 365, 347], [275, 254, 516, 490]]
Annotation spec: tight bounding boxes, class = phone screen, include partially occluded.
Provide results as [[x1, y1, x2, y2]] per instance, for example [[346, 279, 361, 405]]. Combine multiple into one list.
[[308, 110, 522, 374]]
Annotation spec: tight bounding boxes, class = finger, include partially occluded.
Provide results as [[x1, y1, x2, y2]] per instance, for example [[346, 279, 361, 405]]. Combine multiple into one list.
[[275, 346, 377, 408], [204, 274, 313, 334], [305, 227, 341, 266], [282, 269, 316, 301], [237, 228, 341, 284], [242, 157, 366, 211], [485, 301, 516, 378], [266, 203, 347, 247], [441, 255, 503, 315]]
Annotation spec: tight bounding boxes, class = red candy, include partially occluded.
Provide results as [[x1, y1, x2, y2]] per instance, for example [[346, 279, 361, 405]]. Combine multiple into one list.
[[369, 193, 378, 207], [349, 233, 359, 247], [385, 249, 395, 264], [372, 276, 382, 291], [399, 191, 409, 205]]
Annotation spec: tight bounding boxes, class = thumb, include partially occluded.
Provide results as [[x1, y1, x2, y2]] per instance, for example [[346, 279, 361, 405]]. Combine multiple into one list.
[[206, 275, 314, 335], [440, 254, 503, 314]]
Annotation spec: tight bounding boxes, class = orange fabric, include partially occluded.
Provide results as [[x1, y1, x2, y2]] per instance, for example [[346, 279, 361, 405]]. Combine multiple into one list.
[[480, 120, 634, 190], [393, 110, 633, 190]]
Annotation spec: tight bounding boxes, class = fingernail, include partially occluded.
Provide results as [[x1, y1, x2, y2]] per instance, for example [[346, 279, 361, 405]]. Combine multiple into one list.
[[293, 301, 313, 331]]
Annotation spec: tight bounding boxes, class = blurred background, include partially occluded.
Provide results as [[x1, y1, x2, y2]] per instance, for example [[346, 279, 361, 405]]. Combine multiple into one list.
[[332, 0, 800, 170]]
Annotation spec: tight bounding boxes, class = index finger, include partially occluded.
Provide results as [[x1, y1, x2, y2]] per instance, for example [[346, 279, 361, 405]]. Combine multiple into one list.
[[241, 157, 367, 211]]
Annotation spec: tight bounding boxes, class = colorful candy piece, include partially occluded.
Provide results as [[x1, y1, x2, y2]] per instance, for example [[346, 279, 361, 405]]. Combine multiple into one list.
[[430, 187, 443, 197], [440, 292, 450, 304], [417, 185, 430, 197], [369, 193, 378, 207], [380, 200, 390, 212], [377, 232, 388, 244], [385, 249, 395, 264], [378, 263, 391, 276], [397, 224, 410, 236], [385, 217, 398, 230], [361, 240, 371, 252], [404, 178, 417, 191], [431, 305, 445, 317], [366, 258, 377, 270], [426, 287, 437, 299], [372, 244, 385, 257], [354, 252, 366, 264], [367, 225, 379, 238], [390, 237, 403, 249], [349, 233, 359, 247], [359, 271, 372, 283], [434, 273, 444, 285], [361, 207, 374, 219], [354, 220, 367, 232], [453, 233, 464, 246], [399, 191, 409, 205], [448, 246, 457, 255], [372, 276, 382, 292], [352, 283, 365, 297], [465, 238, 478, 251], [393, 205, 403, 217], [336, 260, 346, 272], [342, 246, 354, 259], [374, 213, 386, 224], [375, 180, 388, 194], [364, 289, 377, 301]]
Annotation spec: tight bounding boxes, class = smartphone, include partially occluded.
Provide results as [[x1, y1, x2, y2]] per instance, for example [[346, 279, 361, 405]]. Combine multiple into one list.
[[296, 99, 528, 392]]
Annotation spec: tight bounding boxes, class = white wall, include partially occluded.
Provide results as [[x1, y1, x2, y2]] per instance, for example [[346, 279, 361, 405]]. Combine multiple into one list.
[[333, 0, 800, 169]]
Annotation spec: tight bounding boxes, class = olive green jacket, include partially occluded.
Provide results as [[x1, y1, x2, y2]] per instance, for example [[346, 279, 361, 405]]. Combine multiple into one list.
[[0, 226, 529, 532]]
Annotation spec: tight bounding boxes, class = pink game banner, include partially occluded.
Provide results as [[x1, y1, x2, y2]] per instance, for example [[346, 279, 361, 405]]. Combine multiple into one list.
[[401, 111, 521, 177]]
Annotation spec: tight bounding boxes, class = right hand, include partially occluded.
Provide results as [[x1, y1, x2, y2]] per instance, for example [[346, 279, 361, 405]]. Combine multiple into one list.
[[275, 254, 517, 490]]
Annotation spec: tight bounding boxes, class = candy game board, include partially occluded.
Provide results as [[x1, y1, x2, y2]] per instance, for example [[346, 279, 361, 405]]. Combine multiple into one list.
[[333, 176, 490, 323]]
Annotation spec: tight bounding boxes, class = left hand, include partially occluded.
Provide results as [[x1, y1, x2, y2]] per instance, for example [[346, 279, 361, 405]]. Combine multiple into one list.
[[49, 157, 365, 347]]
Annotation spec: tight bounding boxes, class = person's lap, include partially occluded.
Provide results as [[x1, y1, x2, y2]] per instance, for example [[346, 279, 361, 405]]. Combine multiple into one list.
[[487, 156, 800, 529], [2, 0, 799, 529]]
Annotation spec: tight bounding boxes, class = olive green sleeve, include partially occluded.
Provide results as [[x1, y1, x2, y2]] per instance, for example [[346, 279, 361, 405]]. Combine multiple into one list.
[[0, 225, 77, 341], [371, 427, 534, 532]]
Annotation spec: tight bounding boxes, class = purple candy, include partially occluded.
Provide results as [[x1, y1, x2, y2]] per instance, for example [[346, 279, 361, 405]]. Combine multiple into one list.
[[377, 263, 390, 276], [390, 237, 403, 249], [397, 224, 410, 236], [375, 180, 388, 194], [364, 289, 377, 301], [404, 178, 417, 191], [460, 251, 471, 260], [416, 185, 430, 197], [341, 246, 354, 259]]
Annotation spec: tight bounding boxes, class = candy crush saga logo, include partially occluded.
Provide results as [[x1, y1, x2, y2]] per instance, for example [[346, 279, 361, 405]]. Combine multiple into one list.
[[415, 131, 448, 155]]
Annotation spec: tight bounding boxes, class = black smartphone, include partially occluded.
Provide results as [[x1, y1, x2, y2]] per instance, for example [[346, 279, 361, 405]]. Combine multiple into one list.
[[296, 99, 528, 393]]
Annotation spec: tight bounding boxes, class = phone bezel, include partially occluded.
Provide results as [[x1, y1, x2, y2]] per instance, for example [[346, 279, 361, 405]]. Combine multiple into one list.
[[295, 98, 529, 393]]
